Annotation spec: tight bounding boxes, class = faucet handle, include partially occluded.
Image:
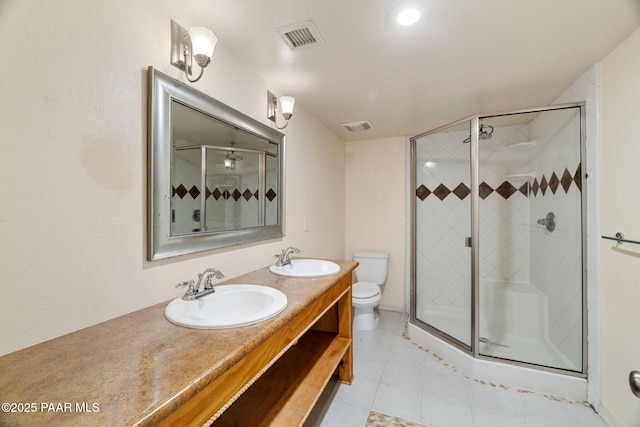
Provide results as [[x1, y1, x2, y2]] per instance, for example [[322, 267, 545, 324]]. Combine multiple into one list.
[[212, 268, 225, 280], [176, 280, 197, 296], [202, 275, 213, 290], [176, 280, 192, 289], [201, 268, 224, 290], [274, 251, 288, 266]]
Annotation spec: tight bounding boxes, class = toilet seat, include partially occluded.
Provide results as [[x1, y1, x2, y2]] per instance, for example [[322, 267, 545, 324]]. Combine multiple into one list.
[[353, 282, 380, 299]]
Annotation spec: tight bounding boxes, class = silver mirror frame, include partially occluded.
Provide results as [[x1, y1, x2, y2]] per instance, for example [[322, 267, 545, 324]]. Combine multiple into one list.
[[147, 67, 285, 260]]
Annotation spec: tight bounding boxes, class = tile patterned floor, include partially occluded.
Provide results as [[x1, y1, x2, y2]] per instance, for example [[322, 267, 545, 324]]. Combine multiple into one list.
[[305, 310, 607, 427]]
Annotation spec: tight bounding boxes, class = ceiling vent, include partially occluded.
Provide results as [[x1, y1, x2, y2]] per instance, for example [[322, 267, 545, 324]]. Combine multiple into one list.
[[277, 21, 325, 50], [341, 120, 373, 132]]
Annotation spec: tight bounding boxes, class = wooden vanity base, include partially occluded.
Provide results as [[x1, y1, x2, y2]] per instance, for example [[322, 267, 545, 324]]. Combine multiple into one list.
[[159, 273, 353, 427]]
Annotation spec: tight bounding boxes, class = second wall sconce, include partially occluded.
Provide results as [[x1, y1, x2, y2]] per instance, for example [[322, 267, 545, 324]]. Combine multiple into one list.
[[267, 91, 296, 129], [171, 20, 217, 83]]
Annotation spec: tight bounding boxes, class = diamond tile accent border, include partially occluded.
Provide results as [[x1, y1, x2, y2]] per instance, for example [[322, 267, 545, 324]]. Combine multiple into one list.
[[478, 182, 494, 199], [173, 184, 188, 198], [452, 183, 470, 200], [416, 163, 582, 202], [188, 185, 200, 198], [561, 168, 573, 193], [172, 184, 277, 202], [495, 181, 517, 199], [416, 184, 431, 201], [531, 179, 539, 196], [433, 184, 451, 201], [518, 182, 529, 196], [265, 188, 277, 201], [573, 164, 582, 191], [540, 175, 548, 195], [549, 172, 560, 194]]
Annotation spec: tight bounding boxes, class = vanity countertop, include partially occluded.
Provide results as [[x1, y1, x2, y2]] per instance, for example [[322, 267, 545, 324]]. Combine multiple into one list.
[[0, 260, 357, 427]]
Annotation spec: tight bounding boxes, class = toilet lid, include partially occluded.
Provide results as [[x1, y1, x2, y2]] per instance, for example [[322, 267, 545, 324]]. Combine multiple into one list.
[[353, 282, 380, 299]]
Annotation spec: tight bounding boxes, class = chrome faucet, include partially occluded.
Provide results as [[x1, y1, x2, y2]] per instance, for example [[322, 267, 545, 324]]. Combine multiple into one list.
[[273, 247, 300, 267], [176, 267, 225, 300]]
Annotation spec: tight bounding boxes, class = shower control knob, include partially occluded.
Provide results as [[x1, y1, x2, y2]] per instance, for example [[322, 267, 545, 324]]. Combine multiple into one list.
[[536, 212, 556, 232]]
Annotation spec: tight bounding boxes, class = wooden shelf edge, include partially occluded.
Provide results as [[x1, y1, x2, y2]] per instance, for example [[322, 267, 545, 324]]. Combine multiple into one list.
[[213, 331, 351, 427]]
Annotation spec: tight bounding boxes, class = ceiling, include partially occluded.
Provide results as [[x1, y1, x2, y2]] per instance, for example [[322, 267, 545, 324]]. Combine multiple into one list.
[[203, 0, 640, 141]]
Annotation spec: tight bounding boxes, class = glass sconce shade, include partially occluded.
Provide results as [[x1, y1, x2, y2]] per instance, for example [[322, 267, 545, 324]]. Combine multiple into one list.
[[189, 27, 217, 66], [278, 96, 296, 120]]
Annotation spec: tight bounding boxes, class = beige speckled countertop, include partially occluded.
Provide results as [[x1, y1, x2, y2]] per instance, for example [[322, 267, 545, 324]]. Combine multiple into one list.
[[0, 260, 357, 427]]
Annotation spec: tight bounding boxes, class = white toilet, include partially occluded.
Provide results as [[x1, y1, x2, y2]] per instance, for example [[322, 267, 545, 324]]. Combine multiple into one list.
[[352, 251, 389, 331]]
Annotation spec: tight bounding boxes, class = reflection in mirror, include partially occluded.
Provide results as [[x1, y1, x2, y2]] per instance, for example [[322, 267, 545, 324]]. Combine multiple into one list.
[[148, 67, 284, 260], [170, 101, 279, 235]]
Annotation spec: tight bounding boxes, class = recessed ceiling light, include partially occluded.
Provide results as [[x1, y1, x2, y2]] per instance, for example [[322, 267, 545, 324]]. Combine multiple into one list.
[[397, 8, 421, 26]]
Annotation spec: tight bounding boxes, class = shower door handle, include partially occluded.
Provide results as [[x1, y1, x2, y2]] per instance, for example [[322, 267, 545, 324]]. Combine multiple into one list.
[[465, 237, 472, 248]]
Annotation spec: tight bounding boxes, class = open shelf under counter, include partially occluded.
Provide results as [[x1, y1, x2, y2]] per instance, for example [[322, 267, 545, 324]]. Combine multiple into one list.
[[213, 331, 350, 426]]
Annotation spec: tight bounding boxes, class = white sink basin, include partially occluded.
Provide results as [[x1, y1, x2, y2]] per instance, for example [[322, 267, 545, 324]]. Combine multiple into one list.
[[269, 259, 340, 278], [164, 284, 287, 329]]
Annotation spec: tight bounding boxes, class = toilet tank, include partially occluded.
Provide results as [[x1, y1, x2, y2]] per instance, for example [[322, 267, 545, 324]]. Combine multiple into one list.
[[353, 251, 389, 285]]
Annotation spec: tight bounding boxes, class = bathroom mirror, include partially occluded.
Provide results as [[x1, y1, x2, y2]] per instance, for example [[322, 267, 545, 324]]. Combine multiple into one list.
[[148, 67, 285, 260]]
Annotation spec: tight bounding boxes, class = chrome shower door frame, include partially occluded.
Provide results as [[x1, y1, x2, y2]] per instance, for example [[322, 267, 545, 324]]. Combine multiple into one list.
[[410, 102, 588, 378]]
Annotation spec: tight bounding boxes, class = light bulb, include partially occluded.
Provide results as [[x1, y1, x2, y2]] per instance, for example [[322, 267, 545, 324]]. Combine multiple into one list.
[[397, 8, 421, 26]]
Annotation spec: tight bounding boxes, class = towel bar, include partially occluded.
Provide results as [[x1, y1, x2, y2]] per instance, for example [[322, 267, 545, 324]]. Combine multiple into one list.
[[601, 232, 640, 246]]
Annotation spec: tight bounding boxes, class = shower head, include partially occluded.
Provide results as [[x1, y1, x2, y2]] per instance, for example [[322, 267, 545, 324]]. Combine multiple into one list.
[[480, 124, 494, 140], [462, 124, 494, 144]]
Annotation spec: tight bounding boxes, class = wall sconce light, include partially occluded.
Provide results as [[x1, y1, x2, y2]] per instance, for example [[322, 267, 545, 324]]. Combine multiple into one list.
[[267, 91, 296, 129], [170, 20, 217, 83]]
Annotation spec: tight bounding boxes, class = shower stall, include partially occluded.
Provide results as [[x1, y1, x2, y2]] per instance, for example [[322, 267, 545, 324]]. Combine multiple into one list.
[[409, 103, 587, 390]]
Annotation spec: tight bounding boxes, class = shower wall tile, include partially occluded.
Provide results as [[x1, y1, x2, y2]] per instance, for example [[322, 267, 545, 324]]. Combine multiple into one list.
[[528, 106, 584, 370], [479, 124, 532, 284], [479, 189, 529, 283], [266, 161, 278, 226], [554, 65, 598, 382], [172, 147, 202, 234], [415, 129, 471, 310]]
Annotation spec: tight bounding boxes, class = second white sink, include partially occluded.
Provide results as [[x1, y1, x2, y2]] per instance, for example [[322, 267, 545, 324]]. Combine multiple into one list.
[[165, 284, 287, 329], [269, 259, 340, 278]]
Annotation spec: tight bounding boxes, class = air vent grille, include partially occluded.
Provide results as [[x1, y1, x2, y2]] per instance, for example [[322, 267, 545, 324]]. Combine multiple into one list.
[[285, 28, 316, 48], [277, 21, 325, 50], [341, 120, 373, 132]]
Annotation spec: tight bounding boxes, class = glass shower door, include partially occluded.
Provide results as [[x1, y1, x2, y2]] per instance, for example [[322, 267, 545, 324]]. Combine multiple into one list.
[[477, 106, 584, 372], [413, 120, 473, 347]]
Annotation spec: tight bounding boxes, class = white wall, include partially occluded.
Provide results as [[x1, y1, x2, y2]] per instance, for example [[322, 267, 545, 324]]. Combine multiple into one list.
[[345, 137, 406, 312], [599, 27, 640, 427], [0, 0, 345, 356]]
